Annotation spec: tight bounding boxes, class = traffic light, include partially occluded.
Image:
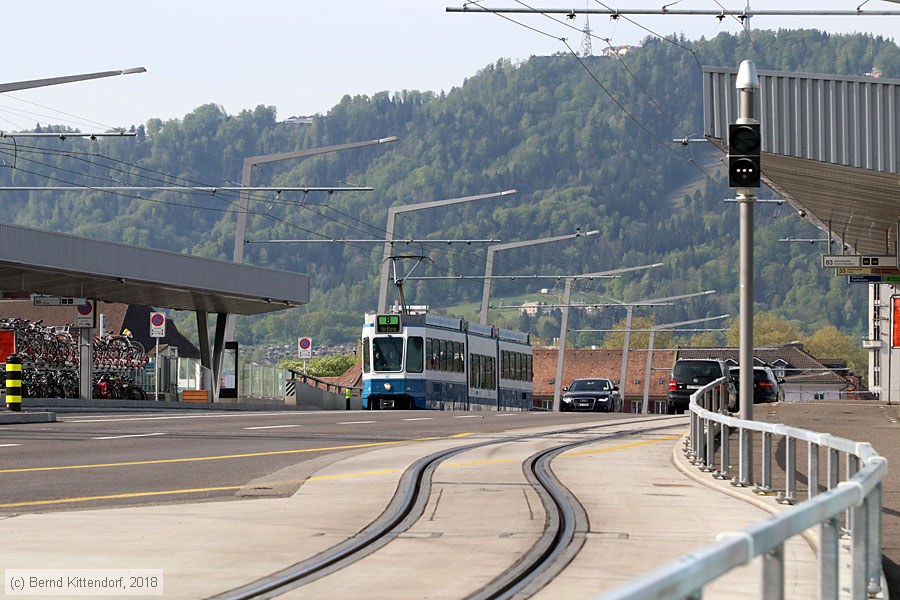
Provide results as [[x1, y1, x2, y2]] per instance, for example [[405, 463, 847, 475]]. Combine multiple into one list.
[[728, 123, 761, 188]]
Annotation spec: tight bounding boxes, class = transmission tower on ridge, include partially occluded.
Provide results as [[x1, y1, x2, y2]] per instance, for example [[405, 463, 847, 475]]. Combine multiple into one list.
[[580, 13, 593, 57]]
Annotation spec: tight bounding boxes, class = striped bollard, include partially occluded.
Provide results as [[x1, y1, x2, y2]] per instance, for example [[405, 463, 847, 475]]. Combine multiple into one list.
[[6, 354, 22, 412]]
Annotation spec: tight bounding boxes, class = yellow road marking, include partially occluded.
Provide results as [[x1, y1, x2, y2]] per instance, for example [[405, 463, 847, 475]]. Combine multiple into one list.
[[564, 435, 681, 457], [308, 469, 402, 481], [0, 434, 681, 509], [0, 485, 244, 509], [0, 437, 444, 474], [0, 470, 408, 509]]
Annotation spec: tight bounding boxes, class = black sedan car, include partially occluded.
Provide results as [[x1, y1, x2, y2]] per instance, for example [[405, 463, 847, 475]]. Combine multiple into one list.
[[728, 366, 785, 411], [560, 378, 621, 412]]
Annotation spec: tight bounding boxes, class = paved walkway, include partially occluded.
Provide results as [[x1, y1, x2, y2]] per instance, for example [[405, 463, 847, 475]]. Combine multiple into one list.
[[758, 400, 900, 599], [0, 414, 828, 599]]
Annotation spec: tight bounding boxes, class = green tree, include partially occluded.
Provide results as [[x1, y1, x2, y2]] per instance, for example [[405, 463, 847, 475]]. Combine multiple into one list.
[[600, 315, 677, 350], [280, 354, 358, 377], [725, 312, 806, 348], [806, 325, 866, 378]]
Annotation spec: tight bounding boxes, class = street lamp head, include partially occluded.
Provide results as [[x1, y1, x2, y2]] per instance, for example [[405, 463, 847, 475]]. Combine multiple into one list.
[[736, 60, 759, 91]]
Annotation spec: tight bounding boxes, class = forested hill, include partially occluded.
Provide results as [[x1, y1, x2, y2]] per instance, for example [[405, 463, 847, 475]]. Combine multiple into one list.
[[2, 30, 898, 354]]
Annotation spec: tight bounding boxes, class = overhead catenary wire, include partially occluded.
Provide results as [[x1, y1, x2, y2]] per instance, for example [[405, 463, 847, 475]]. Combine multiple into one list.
[[0, 139, 511, 278]]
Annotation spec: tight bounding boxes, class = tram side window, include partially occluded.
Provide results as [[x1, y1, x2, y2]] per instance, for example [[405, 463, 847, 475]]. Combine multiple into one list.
[[424, 337, 465, 373], [372, 337, 403, 372], [501, 350, 532, 381], [469, 352, 496, 390], [486, 355, 495, 390], [362, 338, 370, 374], [406, 336, 424, 373]]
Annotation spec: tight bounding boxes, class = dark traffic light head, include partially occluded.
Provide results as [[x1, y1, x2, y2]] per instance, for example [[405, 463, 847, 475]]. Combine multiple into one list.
[[728, 123, 761, 188]]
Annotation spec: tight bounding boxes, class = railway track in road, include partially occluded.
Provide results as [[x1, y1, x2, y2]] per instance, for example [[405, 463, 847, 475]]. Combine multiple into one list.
[[212, 418, 683, 600]]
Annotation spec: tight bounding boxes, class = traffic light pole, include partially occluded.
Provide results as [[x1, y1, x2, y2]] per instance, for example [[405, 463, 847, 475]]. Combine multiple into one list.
[[735, 60, 759, 424], [734, 60, 760, 486]]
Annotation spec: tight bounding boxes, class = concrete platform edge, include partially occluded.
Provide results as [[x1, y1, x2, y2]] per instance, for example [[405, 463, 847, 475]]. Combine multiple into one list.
[[0, 410, 56, 424], [670, 434, 820, 555]]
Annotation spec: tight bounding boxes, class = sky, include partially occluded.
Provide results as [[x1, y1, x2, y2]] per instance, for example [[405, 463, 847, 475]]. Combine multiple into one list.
[[1, 1, 899, 132]]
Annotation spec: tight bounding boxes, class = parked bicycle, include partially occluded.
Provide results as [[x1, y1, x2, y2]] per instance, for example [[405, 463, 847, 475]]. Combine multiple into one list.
[[93, 373, 147, 400], [2, 318, 150, 399]]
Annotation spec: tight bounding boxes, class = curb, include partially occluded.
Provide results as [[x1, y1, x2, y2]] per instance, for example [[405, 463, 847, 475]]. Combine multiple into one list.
[[0, 411, 57, 424], [669, 433, 822, 557]]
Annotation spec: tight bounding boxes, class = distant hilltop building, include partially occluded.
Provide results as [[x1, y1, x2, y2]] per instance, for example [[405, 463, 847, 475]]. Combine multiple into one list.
[[519, 301, 542, 317], [601, 45, 638, 58], [283, 115, 315, 125]]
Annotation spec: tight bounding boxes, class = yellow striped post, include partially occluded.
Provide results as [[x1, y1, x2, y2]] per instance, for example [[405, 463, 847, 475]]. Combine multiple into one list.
[[5, 355, 22, 412]]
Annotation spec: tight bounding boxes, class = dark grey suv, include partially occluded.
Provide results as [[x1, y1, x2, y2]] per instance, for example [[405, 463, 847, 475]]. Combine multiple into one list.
[[667, 359, 735, 414], [560, 378, 621, 412]]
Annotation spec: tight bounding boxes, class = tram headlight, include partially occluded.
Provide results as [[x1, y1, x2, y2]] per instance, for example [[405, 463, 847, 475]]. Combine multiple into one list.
[[384, 383, 392, 391]]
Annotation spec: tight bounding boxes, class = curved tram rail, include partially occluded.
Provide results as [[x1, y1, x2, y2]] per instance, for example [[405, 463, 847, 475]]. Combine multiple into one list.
[[212, 419, 682, 600]]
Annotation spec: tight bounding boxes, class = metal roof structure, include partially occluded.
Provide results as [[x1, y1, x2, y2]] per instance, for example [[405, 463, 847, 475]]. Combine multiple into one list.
[[0, 222, 309, 315], [703, 67, 900, 256]]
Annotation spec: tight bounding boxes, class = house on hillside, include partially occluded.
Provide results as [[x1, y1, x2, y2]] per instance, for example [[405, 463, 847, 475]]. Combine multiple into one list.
[[675, 343, 868, 401]]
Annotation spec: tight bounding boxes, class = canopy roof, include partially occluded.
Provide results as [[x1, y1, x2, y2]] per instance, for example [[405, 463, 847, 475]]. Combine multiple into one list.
[[0, 222, 309, 315]]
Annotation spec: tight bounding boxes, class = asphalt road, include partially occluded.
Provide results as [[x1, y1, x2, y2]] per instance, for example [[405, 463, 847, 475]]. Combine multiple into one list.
[[0, 409, 623, 515]]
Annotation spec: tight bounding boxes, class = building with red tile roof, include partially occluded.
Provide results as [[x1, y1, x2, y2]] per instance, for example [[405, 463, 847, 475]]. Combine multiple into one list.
[[533, 347, 676, 412]]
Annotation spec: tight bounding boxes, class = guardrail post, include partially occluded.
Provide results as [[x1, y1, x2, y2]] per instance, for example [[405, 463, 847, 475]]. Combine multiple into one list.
[[686, 409, 696, 459], [851, 494, 869, 599], [690, 406, 700, 461], [694, 412, 707, 467], [755, 430, 773, 494], [820, 516, 840, 600], [702, 413, 715, 472], [715, 422, 731, 480], [762, 543, 785, 600], [733, 426, 753, 487], [847, 455, 859, 534], [867, 481, 883, 598], [828, 447, 840, 490], [777, 436, 797, 505], [808, 442, 820, 499]]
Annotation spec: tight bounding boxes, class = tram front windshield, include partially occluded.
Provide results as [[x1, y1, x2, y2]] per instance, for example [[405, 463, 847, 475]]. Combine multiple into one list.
[[372, 337, 404, 372]]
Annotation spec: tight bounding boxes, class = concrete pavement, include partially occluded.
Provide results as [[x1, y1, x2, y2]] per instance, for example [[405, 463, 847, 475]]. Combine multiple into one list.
[[758, 400, 899, 599], [0, 414, 827, 599]]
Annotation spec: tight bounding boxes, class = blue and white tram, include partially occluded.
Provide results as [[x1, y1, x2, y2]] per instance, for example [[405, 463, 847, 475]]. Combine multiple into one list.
[[361, 312, 532, 411]]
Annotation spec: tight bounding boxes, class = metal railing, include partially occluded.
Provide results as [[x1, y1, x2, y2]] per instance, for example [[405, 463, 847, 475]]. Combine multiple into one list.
[[287, 368, 357, 395], [597, 377, 887, 600]]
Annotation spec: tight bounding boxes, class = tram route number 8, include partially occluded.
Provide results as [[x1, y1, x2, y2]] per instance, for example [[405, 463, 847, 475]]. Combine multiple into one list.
[[376, 314, 401, 333]]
